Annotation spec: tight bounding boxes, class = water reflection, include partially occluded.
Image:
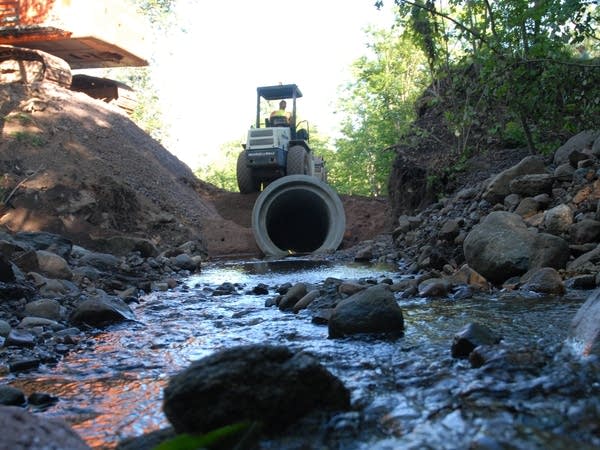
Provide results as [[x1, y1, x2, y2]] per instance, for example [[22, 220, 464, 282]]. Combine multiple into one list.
[[5, 259, 596, 449]]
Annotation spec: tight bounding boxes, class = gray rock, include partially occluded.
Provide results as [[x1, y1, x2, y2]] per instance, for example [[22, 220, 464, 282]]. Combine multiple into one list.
[[514, 197, 539, 218], [463, 212, 534, 284], [19, 316, 63, 330], [544, 204, 573, 235], [328, 284, 404, 338], [565, 274, 597, 290], [483, 155, 547, 204], [79, 252, 120, 270], [529, 233, 570, 270], [36, 250, 73, 280], [170, 253, 197, 271], [70, 293, 135, 326], [163, 345, 350, 434], [570, 219, 600, 244], [451, 322, 501, 359], [439, 219, 461, 241], [568, 289, 600, 356], [4, 329, 36, 348], [0, 320, 10, 337], [553, 130, 600, 166], [279, 283, 307, 311], [14, 231, 73, 259], [0, 386, 25, 406], [509, 173, 554, 197], [24, 298, 63, 321], [418, 278, 450, 297], [0, 405, 90, 449], [469, 344, 548, 370], [554, 162, 575, 181], [520, 267, 565, 295], [293, 290, 320, 313], [567, 244, 600, 272], [27, 272, 79, 297], [504, 193, 521, 211]]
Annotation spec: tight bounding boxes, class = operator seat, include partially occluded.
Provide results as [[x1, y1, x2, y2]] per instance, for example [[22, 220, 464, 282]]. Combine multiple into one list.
[[270, 116, 290, 127]]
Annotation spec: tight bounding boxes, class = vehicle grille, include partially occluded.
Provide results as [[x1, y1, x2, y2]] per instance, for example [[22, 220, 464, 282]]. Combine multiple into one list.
[[250, 129, 274, 137], [248, 128, 275, 147]]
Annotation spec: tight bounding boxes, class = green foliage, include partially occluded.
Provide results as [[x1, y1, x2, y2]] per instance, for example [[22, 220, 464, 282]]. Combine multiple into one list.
[[88, 0, 181, 143], [10, 131, 45, 147], [194, 140, 242, 191], [3, 112, 33, 125], [377, 0, 600, 157], [334, 27, 430, 196], [153, 421, 257, 450], [127, 0, 177, 27]]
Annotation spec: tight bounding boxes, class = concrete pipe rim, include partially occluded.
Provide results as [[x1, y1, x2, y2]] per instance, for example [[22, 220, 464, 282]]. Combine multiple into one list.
[[251, 175, 346, 257]]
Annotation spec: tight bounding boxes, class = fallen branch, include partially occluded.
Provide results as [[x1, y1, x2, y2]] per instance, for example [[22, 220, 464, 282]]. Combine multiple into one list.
[[1, 164, 44, 209]]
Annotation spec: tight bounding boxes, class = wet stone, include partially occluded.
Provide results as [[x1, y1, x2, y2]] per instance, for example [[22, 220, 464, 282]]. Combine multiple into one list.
[[451, 322, 501, 359], [212, 282, 237, 296], [0, 385, 25, 406], [9, 358, 40, 373], [250, 283, 269, 295], [28, 392, 59, 408], [4, 329, 36, 348]]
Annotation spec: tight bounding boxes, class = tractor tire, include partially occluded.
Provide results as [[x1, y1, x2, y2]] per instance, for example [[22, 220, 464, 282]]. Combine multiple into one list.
[[286, 145, 314, 176], [237, 152, 260, 193]]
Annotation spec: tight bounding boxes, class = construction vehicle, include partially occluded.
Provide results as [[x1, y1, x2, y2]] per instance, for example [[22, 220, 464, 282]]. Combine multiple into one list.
[[0, 0, 148, 112], [236, 83, 327, 194]]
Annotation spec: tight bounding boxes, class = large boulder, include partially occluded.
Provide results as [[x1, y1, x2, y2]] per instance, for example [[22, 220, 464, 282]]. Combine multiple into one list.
[[568, 289, 600, 357], [0, 406, 90, 449], [553, 130, 600, 166], [482, 156, 547, 204], [162, 345, 350, 435], [463, 212, 535, 284], [328, 284, 404, 338]]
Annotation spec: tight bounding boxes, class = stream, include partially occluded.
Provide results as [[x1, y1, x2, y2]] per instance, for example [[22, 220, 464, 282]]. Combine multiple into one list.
[[6, 258, 600, 449]]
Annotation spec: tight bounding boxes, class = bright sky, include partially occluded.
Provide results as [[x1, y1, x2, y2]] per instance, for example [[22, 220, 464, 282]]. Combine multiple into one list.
[[151, 1, 397, 170]]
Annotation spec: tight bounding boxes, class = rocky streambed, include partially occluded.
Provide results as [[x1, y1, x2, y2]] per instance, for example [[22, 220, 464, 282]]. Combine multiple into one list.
[[0, 253, 599, 449], [1, 130, 600, 448]]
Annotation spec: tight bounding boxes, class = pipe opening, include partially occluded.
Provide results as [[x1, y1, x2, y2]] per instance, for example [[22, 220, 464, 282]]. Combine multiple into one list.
[[265, 188, 330, 253], [252, 175, 345, 257]]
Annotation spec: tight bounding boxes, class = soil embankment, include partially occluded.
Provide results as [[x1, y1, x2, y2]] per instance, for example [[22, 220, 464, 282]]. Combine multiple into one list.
[[0, 83, 389, 258]]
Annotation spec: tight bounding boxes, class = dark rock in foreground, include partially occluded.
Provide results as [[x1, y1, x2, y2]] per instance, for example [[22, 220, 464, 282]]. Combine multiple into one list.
[[162, 344, 350, 435]]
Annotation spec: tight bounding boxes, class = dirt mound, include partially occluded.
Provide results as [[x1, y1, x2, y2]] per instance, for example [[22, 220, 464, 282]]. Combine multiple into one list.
[[0, 82, 258, 256], [0, 82, 389, 258]]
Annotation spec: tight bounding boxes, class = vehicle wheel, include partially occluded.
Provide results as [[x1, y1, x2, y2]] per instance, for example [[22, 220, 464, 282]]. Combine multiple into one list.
[[237, 152, 260, 193], [286, 145, 314, 176]]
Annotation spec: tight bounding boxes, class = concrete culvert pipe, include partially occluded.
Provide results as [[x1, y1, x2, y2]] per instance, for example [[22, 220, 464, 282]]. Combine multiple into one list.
[[252, 175, 346, 257]]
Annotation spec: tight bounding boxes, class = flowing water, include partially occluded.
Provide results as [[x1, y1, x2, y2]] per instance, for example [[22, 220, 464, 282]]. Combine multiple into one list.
[[6, 259, 600, 449]]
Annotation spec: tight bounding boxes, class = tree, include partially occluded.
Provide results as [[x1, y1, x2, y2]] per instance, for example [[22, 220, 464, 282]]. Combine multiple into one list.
[[378, 0, 600, 153], [334, 26, 429, 196], [194, 140, 241, 191], [88, 0, 179, 143]]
